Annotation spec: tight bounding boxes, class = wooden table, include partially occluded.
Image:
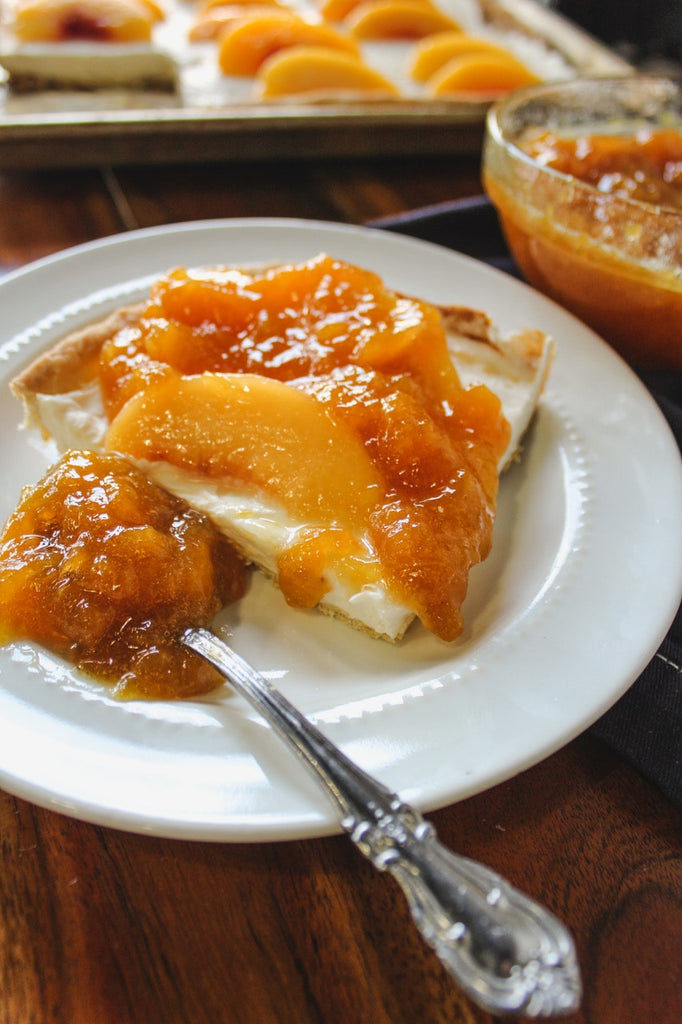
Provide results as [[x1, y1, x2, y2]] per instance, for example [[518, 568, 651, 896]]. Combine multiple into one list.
[[1, 153, 680, 1024]]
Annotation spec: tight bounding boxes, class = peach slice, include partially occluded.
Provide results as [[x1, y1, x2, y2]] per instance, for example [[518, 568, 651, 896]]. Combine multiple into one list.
[[319, 0, 365, 22], [198, 0, 283, 11], [189, 3, 284, 42], [346, 0, 459, 41], [427, 52, 541, 96], [138, 0, 164, 20], [410, 31, 525, 83], [217, 11, 360, 76], [258, 45, 399, 97], [320, 0, 431, 22], [13, 0, 160, 42], [105, 373, 388, 533]]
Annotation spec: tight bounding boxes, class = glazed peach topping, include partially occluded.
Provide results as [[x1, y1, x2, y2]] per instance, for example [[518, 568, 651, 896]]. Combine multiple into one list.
[[0, 450, 248, 699], [99, 254, 509, 642]]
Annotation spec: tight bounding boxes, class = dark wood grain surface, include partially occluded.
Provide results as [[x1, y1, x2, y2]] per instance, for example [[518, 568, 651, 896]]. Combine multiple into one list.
[[1, 153, 680, 1024]]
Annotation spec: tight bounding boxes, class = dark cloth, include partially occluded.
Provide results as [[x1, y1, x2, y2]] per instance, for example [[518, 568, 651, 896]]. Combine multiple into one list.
[[554, 0, 682, 67], [369, 197, 682, 810]]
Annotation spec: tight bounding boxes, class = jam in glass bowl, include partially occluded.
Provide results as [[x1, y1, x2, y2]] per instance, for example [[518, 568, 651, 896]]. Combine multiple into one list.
[[483, 75, 682, 369]]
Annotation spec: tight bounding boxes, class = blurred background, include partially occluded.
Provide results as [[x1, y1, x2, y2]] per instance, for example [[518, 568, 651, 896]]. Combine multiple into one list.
[[550, 0, 682, 70]]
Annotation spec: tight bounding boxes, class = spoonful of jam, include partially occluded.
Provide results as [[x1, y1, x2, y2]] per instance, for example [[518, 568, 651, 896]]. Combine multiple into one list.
[[0, 449, 249, 700]]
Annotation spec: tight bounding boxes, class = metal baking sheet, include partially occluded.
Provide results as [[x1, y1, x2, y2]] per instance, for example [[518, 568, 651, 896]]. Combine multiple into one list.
[[0, 0, 630, 167]]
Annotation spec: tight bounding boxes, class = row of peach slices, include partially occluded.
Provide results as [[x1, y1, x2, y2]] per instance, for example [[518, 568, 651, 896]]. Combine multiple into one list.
[[189, 0, 542, 99]]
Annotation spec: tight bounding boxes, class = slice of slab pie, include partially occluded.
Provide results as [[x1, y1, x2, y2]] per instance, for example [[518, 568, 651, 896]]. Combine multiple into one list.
[[10, 253, 553, 643]]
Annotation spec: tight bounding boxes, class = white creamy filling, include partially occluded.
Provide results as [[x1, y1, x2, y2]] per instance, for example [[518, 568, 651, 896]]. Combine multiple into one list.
[[34, 385, 107, 452], [123, 460, 416, 642], [0, 44, 179, 89]]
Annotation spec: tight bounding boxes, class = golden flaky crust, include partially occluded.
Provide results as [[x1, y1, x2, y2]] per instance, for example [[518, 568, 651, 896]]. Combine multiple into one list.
[[439, 304, 549, 369], [11, 303, 144, 437]]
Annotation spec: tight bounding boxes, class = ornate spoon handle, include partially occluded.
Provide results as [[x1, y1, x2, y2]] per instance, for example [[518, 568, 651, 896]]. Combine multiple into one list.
[[183, 626, 581, 1018]]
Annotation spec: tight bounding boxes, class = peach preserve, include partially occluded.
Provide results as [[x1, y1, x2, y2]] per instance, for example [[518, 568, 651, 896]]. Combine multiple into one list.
[[0, 450, 248, 699], [485, 119, 682, 368]]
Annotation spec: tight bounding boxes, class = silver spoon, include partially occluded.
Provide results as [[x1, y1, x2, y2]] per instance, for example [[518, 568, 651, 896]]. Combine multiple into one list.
[[183, 626, 581, 1019]]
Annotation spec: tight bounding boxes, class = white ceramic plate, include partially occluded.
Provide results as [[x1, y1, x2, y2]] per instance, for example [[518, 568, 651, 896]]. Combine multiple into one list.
[[1, 217, 681, 842]]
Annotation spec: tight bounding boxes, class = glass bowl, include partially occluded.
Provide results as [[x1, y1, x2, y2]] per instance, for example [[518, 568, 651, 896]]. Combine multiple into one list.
[[482, 75, 682, 369]]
